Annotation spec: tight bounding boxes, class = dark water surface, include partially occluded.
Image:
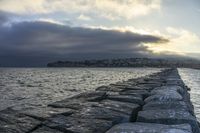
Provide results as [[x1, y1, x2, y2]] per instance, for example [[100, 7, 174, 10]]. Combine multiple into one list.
[[0, 68, 161, 111], [178, 68, 200, 121]]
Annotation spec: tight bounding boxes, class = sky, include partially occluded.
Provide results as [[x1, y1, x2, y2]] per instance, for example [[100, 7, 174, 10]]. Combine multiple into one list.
[[0, 0, 200, 66]]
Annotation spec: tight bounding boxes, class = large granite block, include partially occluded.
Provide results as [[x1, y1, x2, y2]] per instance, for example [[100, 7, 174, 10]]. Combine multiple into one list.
[[107, 95, 144, 105], [44, 115, 112, 133], [119, 90, 149, 99], [99, 100, 141, 121], [144, 92, 183, 103], [165, 79, 185, 87], [70, 91, 107, 102], [48, 100, 99, 110], [106, 122, 192, 133], [20, 106, 73, 121], [137, 109, 200, 133], [0, 108, 41, 133], [71, 106, 130, 124], [96, 86, 124, 92], [143, 101, 194, 115], [32, 126, 63, 133], [151, 85, 186, 96]]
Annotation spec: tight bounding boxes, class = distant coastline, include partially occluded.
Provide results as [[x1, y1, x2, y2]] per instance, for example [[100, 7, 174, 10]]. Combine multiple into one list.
[[47, 58, 200, 68]]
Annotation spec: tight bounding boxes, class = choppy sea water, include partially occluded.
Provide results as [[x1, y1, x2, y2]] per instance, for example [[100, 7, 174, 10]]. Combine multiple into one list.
[[178, 68, 200, 121], [0, 68, 161, 111]]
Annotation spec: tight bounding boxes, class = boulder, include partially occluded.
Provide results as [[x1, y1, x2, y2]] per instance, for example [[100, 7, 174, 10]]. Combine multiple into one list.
[[48, 100, 99, 110], [143, 101, 194, 115], [70, 106, 130, 124], [137, 109, 200, 133], [69, 91, 107, 102], [0, 108, 41, 133], [20, 106, 74, 121], [166, 79, 183, 85], [119, 90, 149, 99], [32, 126, 63, 133], [96, 86, 124, 92], [151, 85, 186, 96], [99, 100, 141, 121], [44, 115, 112, 133], [106, 95, 144, 105], [106, 122, 192, 133], [124, 85, 151, 91], [118, 92, 143, 99], [144, 92, 183, 103], [136, 83, 162, 88], [109, 84, 135, 89], [165, 80, 185, 87]]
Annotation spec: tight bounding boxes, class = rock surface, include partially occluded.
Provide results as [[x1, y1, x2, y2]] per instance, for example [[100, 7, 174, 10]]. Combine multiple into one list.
[[137, 109, 199, 133], [106, 95, 144, 105], [43, 115, 113, 133], [31, 126, 63, 133], [0, 108, 41, 133], [143, 101, 194, 115], [106, 123, 193, 133]]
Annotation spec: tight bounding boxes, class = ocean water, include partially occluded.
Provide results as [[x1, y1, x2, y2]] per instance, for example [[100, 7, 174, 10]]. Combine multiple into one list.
[[178, 68, 200, 121], [0, 68, 161, 111]]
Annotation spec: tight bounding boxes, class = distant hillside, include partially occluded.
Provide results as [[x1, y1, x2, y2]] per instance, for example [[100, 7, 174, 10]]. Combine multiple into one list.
[[47, 58, 200, 68]]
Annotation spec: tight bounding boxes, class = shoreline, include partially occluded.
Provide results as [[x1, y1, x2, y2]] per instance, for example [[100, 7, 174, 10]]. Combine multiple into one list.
[[0, 68, 199, 133]]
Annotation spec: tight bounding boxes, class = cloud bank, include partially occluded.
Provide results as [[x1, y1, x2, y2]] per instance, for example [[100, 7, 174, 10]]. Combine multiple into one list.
[[0, 12, 167, 66]]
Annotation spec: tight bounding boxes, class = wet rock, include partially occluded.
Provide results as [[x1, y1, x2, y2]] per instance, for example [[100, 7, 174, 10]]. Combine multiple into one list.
[[144, 78, 165, 82], [153, 85, 191, 102], [0, 108, 41, 133], [136, 83, 162, 89], [99, 100, 141, 121], [96, 86, 124, 92], [136, 81, 162, 86], [32, 126, 63, 133], [151, 85, 186, 96], [49, 100, 98, 110], [106, 122, 192, 133], [71, 106, 130, 124], [137, 109, 200, 133], [70, 91, 107, 102], [119, 90, 149, 99], [143, 101, 194, 115], [106, 95, 144, 105], [122, 81, 137, 85], [44, 115, 112, 133], [124, 85, 151, 91], [166, 79, 184, 85], [144, 91, 183, 103], [117, 92, 143, 99], [109, 84, 135, 89], [165, 78, 185, 87], [143, 80, 163, 83], [20, 106, 73, 121]]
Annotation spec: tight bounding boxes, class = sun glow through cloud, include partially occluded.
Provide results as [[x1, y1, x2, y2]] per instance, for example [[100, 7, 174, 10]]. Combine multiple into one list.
[[85, 25, 200, 56], [145, 27, 200, 55]]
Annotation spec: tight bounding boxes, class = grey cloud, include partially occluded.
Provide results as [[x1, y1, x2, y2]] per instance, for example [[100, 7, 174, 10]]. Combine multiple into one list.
[[0, 11, 9, 25], [0, 20, 168, 66]]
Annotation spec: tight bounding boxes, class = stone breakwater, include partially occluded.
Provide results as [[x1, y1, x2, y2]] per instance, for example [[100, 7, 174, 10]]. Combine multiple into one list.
[[0, 68, 199, 133]]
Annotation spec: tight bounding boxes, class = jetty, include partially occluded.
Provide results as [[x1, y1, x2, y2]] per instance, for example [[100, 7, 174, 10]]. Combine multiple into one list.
[[0, 68, 199, 133]]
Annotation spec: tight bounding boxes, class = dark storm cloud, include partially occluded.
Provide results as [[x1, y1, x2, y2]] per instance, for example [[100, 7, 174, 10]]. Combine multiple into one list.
[[0, 11, 9, 25], [0, 20, 168, 66]]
